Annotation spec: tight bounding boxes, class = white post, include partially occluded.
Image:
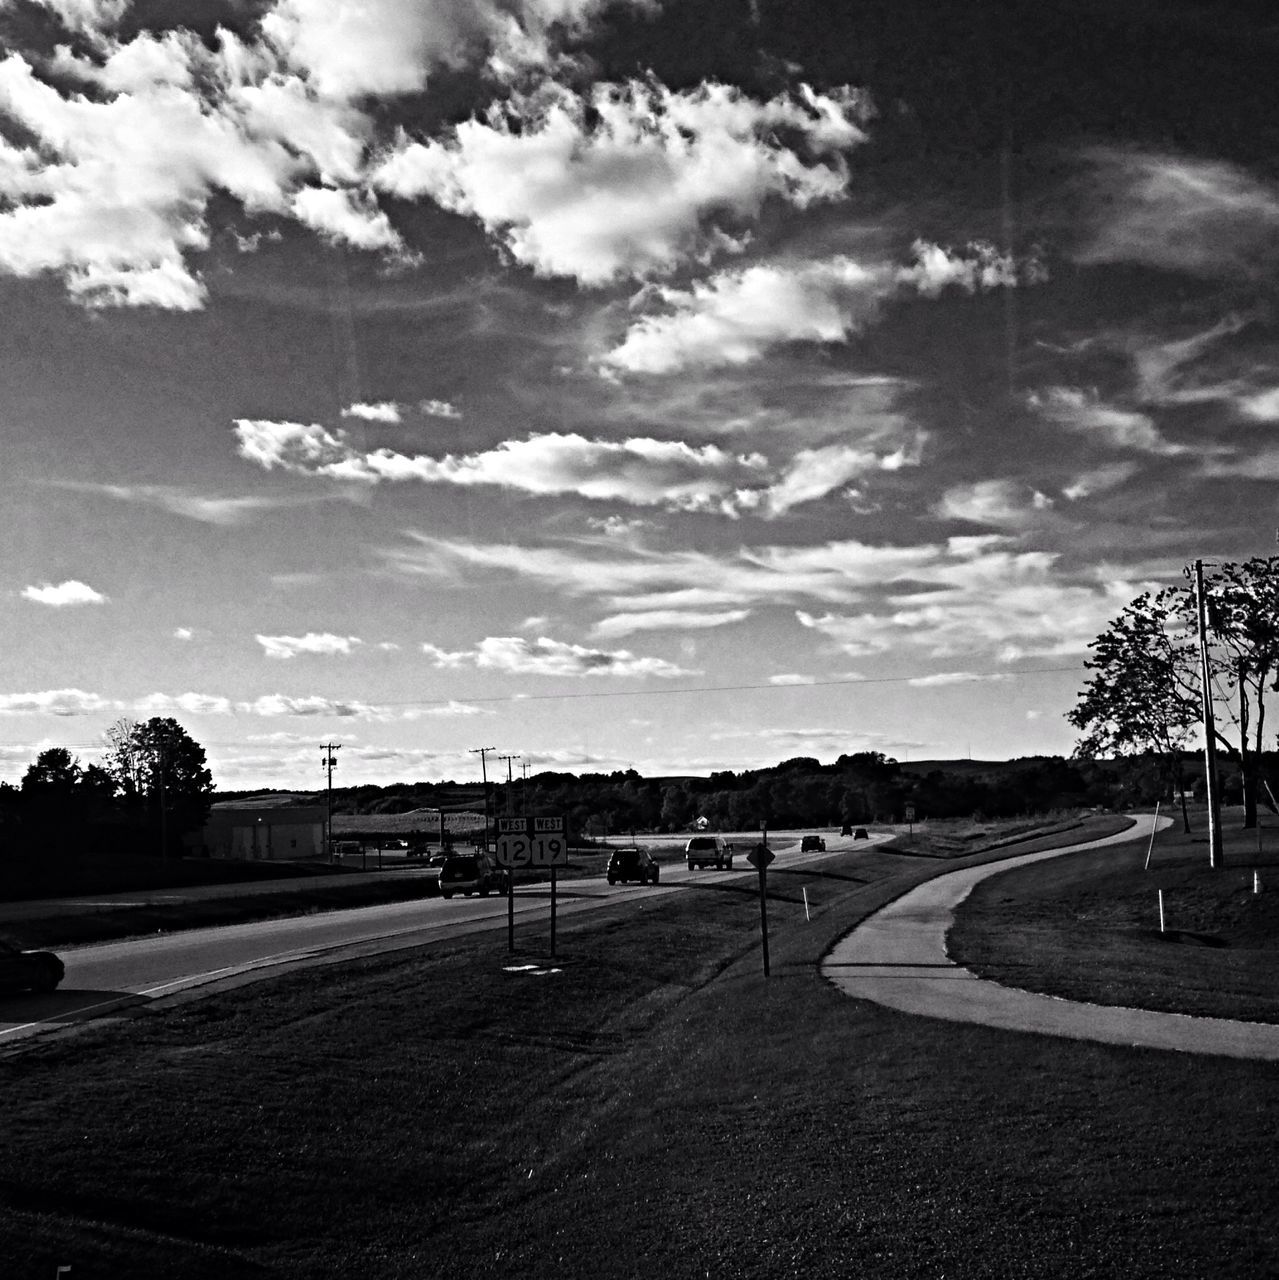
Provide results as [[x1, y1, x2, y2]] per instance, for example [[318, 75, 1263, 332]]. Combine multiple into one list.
[[1255, 870, 1262, 896], [1143, 801, 1161, 871], [803, 886, 810, 922], [1158, 889, 1166, 934]]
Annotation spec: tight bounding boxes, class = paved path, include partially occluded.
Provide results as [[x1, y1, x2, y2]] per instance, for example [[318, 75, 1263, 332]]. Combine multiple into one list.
[[823, 815, 1279, 1061]]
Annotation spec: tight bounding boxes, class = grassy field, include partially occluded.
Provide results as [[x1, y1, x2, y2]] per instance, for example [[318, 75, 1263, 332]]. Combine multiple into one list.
[[1, 815, 1276, 1278], [948, 807, 1279, 1023]]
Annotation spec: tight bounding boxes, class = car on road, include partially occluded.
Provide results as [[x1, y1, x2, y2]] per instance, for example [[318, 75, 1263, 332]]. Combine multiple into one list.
[[853, 827, 869, 840], [0, 939, 64, 993], [685, 835, 733, 871], [606, 847, 660, 886], [800, 835, 826, 852], [439, 852, 506, 898], [840, 823, 853, 836]]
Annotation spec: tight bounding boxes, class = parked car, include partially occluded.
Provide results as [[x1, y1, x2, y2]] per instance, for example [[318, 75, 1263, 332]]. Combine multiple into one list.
[[606, 847, 660, 886], [685, 835, 734, 870], [0, 939, 64, 993], [800, 835, 826, 852], [438, 852, 506, 898], [854, 828, 870, 840]]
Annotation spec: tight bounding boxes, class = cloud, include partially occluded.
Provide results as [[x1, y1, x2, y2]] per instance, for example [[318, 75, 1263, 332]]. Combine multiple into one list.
[[419, 399, 461, 419], [601, 242, 1038, 374], [239, 693, 379, 717], [173, 627, 195, 641], [1029, 387, 1188, 455], [290, 185, 403, 250], [342, 401, 403, 423], [591, 608, 750, 638], [935, 479, 1049, 527], [21, 579, 107, 606], [255, 632, 363, 658], [49, 479, 314, 525], [905, 671, 1014, 688], [1060, 463, 1138, 501], [133, 691, 234, 715], [1077, 149, 1279, 280], [234, 418, 769, 510], [421, 634, 695, 678], [768, 673, 816, 685], [373, 78, 871, 285], [0, 688, 114, 715]]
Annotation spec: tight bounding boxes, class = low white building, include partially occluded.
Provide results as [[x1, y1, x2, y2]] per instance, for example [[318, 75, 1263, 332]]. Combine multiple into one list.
[[202, 804, 326, 861]]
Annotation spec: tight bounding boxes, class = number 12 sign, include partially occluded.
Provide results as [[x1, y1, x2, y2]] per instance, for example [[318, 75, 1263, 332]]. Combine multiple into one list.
[[495, 816, 567, 868]]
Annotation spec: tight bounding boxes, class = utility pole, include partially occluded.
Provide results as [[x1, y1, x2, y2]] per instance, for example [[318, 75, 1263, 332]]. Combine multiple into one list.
[[520, 759, 529, 818], [498, 754, 520, 815], [158, 736, 168, 861], [1194, 560, 1224, 869], [469, 747, 495, 851], [322, 743, 341, 860]]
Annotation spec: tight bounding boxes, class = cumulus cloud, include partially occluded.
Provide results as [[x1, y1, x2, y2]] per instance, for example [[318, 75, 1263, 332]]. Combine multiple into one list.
[[342, 400, 402, 422], [768, 673, 817, 685], [21, 579, 107, 606], [374, 78, 871, 285], [421, 634, 694, 678], [905, 671, 1014, 688], [935, 479, 1050, 527], [601, 242, 1038, 374], [255, 632, 363, 658], [234, 418, 769, 511], [0, 688, 114, 715], [420, 399, 462, 418], [591, 608, 750, 638], [239, 693, 379, 717]]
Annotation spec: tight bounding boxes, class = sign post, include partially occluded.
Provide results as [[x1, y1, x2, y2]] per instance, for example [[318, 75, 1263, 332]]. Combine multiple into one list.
[[746, 839, 775, 978], [494, 815, 567, 955], [905, 803, 916, 838]]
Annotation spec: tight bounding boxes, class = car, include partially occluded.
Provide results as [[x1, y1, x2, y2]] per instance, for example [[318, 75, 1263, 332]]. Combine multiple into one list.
[[439, 851, 506, 898], [854, 828, 870, 840], [606, 847, 660, 886], [800, 835, 826, 852], [840, 824, 853, 837], [0, 939, 64, 994], [685, 835, 733, 870]]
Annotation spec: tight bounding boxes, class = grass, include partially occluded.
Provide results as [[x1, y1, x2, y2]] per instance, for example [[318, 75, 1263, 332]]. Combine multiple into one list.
[[947, 807, 1279, 1023], [1, 816, 1277, 1278]]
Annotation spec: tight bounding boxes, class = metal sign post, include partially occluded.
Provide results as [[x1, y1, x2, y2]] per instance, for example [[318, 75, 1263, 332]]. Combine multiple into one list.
[[494, 815, 567, 956], [747, 840, 775, 978]]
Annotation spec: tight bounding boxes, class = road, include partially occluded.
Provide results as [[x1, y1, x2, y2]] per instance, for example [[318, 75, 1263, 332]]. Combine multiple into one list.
[[823, 815, 1279, 1061], [0, 832, 886, 1048]]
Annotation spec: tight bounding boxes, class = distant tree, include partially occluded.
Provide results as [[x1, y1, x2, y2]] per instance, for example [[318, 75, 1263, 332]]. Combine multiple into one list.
[[103, 718, 214, 852], [1067, 590, 1199, 832], [21, 747, 83, 795]]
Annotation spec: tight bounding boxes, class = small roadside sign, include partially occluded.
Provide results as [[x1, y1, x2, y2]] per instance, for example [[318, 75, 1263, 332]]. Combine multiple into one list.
[[746, 844, 775, 871]]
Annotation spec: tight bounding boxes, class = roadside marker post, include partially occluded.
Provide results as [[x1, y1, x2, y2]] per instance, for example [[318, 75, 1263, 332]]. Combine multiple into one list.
[[1143, 801, 1161, 871], [747, 835, 775, 978], [1158, 889, 1166, 934]]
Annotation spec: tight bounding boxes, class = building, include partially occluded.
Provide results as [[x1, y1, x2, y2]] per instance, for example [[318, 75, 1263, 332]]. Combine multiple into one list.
[[201, 803, 326, 861]]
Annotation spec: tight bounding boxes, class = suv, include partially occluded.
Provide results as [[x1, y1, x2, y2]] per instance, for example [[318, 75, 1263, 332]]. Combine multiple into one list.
[[0, 939, 63, 993], [800, 835, 826, 852], [439, 852, 506, 898], [685, 835, 733, 871], [606, 847, 660, 886]]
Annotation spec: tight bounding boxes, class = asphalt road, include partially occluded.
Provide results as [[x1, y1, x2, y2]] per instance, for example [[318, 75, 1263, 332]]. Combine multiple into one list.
[[823, 815, 1279, 1062], [0, 832, 888, 1048]]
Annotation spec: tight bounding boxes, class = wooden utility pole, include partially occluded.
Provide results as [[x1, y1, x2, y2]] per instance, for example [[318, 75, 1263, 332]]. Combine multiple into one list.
[[498, 754, 520, 815], [322, 743, 341, 860], [1194, 560, 1224, 869], [469, 747, 495, 851]]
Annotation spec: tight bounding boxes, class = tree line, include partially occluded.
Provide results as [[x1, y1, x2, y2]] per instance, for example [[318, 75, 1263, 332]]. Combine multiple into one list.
[[0, 717, 214, 857]]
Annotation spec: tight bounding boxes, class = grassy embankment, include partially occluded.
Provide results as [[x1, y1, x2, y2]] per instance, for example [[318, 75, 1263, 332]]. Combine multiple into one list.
[[2, 812, 1276, 1278], [948, 807, 1279, 1023]]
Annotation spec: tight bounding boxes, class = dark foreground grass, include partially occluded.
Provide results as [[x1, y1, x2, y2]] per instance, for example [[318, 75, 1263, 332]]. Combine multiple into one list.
[[948, 808, 1279, 1023], [2, 821, 1276, 1278]]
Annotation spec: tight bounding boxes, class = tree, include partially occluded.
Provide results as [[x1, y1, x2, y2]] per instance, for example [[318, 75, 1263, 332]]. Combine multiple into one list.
[[21, 747, 83, 795], [103, 717, 214, 853], [1067, 590, 1199, 832]]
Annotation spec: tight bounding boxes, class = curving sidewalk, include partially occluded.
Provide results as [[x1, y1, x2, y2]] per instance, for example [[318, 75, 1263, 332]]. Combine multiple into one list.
[[822, 814, 1279, 1061]]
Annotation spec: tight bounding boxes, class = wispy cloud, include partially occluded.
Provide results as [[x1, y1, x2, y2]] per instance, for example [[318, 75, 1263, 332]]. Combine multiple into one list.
[[421, 635, 695, 678], [255, 632, 363, 659], [48, 480, 316, 526], [238, 693, 380, 717], [21, 580, 107, 606], [591, 609, 750, 638], [0, 688, 113, 715], [1028, 387, 1189, 455]]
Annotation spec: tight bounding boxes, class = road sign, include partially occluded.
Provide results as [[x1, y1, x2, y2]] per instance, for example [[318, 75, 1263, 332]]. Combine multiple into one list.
[[746, 843, 774, 871], [904, 804, 916, 823], [494, 816, 568, 868]]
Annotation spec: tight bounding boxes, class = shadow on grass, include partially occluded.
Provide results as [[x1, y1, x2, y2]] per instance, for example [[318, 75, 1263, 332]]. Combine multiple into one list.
[[0, 988, 149, 1027]]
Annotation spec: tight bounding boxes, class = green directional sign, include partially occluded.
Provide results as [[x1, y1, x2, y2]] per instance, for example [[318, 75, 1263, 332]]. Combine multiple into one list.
[[495, 816, 567, 868]]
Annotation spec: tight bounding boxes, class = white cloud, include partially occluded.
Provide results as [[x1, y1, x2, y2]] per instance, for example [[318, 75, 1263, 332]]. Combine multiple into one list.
[[935, 479, 1043, 527], [1061, 462, 1138, 501], [601, 242, 1038, 374], [21, 579, 107, 606], [133, 691, 234, 715], [290, 185, 402, 250], [1029, 387, 1188, 455], [50, 480, 310, 525], [421, 634, 695, 678], [373, 78, 870, 285], [342, 401, 402, 423], [905, 671, 1014, 688], [256, 632, 363, 659], [240, 693, 379, 717], [420, 399, 461, 418], [0, 688, 114, 715], [173, 627, 195, 641], [768, 673, 816, 685], [234, 419, 769, 511], [592, 609, 750, 638], [23, 0, 128, 35]]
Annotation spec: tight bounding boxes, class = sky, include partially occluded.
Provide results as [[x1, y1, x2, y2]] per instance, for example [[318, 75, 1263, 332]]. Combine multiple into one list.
[[2, 0, 1277, 790]]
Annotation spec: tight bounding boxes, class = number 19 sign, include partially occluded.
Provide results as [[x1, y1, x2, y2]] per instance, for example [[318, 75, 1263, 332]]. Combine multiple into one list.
[[495, 815, 568, 868]]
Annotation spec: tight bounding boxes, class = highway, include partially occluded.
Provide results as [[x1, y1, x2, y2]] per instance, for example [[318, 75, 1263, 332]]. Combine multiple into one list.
[[0, 832, 888, 1048]]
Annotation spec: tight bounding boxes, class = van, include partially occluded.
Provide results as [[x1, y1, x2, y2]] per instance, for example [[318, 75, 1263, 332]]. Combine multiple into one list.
[[685, 835, 733, 871]]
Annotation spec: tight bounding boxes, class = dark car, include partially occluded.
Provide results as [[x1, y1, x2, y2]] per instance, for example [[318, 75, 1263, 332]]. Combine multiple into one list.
[[439, 852, 506, 898], [606, 847, 660, 886], [0, 939, 64, 993], [840, 824, 853, 837], [800, 835, 826, 852], [854, 828, 870, 840]]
